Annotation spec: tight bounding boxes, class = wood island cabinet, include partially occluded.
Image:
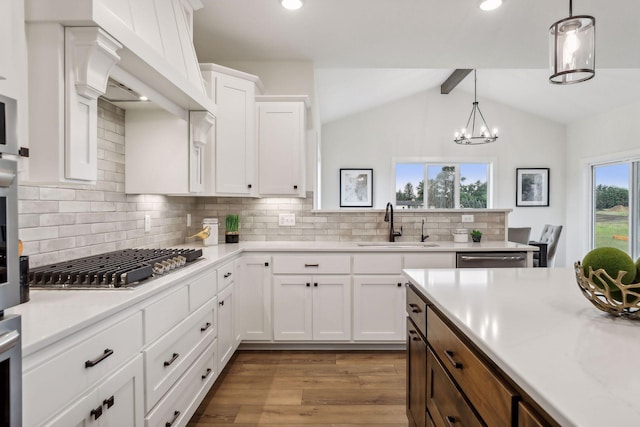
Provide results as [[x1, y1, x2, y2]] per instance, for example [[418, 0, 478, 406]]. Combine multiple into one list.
[[406, 284, 556, 427]]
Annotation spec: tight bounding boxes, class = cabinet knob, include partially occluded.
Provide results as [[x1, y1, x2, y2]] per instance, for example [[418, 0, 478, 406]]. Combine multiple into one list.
[[397, 282, 402, 287], [293, 185, 298, 189], [306, 283, 310, 287], [264, 262, 269, 267], [314, 283, 318, 287], [446, 415, 457, 427], [247, 184, 252, 189]]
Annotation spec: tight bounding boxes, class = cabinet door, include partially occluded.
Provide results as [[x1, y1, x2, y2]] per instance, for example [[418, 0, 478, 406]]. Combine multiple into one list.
[[45, 389, 98, 427], [407, 318, 427, 427], [312, 275, 351, 341], [273, 275, 312, 341], [215, 73, 256, 195], [258, 101, 305, 196], [98, 355, 144, 427], [237, 256, 272, 341], [353, 276, 405, 341], [217, 283, 235, 370]]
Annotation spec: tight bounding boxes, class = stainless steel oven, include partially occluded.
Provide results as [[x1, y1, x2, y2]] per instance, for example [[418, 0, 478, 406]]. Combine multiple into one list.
[[0, 158, 18, 311], [0, 314, 21, 427], [0, 95, 18, 156]]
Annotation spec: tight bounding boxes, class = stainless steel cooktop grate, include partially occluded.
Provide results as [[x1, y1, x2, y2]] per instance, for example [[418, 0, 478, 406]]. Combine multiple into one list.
[[29, 248, 203, 289]]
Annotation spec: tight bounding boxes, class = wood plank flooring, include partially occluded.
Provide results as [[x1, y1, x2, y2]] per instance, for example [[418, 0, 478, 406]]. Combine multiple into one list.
[[187, 350, 408, 426]]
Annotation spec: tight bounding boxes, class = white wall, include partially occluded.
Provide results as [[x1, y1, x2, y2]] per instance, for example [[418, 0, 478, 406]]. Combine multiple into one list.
[[565, 100, 640, 266], [321, 86, 569, 265]]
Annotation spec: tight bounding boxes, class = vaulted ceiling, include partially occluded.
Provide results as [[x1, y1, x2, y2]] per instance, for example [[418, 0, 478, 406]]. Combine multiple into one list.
[[193, 0, 640, 124]]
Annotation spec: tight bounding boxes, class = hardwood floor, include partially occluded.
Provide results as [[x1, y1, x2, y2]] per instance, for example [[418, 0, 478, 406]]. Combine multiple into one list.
[[187, 350, 408, 426]]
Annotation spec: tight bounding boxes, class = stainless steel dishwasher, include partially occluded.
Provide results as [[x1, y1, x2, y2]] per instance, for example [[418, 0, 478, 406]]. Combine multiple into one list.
[[456, 252, 527, 268]]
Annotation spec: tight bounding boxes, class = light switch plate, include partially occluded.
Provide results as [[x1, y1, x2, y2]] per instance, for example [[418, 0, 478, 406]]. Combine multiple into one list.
[[279, 213, 296, 226], [144, 215, 151, 232], [461, 214, 474, 223]]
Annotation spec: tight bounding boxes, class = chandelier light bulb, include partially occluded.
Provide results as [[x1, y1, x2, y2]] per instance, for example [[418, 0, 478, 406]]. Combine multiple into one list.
[[493, 128, 498, 135]]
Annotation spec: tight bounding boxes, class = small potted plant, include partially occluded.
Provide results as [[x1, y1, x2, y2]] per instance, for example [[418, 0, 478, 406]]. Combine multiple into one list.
[[225, 214, 240, 243], [471, 229, 482, 243]]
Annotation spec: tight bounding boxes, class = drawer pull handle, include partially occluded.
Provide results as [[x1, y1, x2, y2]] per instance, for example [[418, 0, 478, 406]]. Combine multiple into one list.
[[91, 405, 103, 420], [166, 410, 180, 427], [446, 415, 456, 426], [445, 350, 463, 369], [85, 348, 114, 368], [164, 352, 180, 367], [408, 303, 422, 313], [223, 272, 232, 278], [304, 263, 319, 267], [103, 395, 114, 409], [202, 368, 212, 380], [201, 322, 212, 332]]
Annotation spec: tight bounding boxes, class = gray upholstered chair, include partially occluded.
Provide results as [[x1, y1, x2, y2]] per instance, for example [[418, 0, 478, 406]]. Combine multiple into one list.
[[508, 227, 532, 245], [530, 224, 563, 267]]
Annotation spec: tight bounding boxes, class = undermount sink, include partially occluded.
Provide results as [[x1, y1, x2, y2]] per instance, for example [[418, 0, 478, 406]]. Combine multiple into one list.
[[357, 242, 439, 248]]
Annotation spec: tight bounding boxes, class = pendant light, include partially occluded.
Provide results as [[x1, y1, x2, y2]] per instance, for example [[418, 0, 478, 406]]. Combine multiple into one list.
[[549, 0, 595, 84], [453, 70, 498, 145]]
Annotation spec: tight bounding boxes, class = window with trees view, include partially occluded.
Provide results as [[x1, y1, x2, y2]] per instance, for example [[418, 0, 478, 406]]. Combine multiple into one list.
[[395, 162, 490, 209], [592, 162, 634, 256]]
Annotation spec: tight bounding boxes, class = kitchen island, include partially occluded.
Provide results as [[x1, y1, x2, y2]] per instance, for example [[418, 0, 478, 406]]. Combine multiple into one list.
[[404, 267, 640, 427]]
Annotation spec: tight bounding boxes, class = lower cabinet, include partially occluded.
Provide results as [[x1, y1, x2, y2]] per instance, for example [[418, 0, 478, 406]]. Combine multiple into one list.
[[45, 355, 144, 427], [273, 275, 351, 341], [236, 255, 272, 341], [407, 318, 427, 427], [353, 276, 406, 341], [217, 282, 236, 370]]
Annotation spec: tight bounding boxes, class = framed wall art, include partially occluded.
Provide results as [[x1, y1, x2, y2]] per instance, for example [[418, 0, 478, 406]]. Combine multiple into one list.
[[340, 168, 373, 207], [516, 168, 549, 207]]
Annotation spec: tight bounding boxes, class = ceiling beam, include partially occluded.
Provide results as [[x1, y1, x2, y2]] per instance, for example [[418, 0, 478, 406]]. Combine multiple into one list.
[[440, 69, 473, 94]]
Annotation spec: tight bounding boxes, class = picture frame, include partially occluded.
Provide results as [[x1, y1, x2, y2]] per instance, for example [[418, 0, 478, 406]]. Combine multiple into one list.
[[516, 168, 549, 207], [340, 168, 373, 207]]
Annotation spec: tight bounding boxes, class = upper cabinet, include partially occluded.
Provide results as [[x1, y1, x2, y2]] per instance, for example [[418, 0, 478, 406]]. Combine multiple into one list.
[[257, 96, 309, 197], [200, 64, 263, 197]]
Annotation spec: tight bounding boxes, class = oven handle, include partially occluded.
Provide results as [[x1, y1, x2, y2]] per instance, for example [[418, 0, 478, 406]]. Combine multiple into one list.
[[0, 330, 20, 354], [0, 168, 16, 188], [459, 255, 525, 262]]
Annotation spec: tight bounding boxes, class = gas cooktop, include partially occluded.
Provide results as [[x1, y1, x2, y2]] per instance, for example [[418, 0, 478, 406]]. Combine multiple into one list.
[[29, 248, 203, 289]]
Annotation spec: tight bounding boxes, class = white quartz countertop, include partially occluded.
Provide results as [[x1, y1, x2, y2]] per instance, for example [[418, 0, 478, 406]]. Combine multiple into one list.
[[403, 267, 640, 427], [6, 240, 535, 357]]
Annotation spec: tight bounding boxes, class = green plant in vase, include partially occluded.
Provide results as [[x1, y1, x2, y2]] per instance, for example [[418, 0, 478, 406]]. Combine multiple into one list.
[[225, 214, 240, 243], [471, 229, 482, 242]]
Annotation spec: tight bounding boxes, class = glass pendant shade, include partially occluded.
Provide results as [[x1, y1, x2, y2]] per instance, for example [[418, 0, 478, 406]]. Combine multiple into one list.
[[549, 5, 595, 84]]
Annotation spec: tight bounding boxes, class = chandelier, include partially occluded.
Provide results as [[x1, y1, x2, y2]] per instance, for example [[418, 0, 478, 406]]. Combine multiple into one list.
[[549, 0, 595, 84], [453, 70, 498, 145]]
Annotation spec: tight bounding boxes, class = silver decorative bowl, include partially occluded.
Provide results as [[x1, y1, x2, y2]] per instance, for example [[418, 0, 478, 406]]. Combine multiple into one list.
[[575, 261, 640, 319]]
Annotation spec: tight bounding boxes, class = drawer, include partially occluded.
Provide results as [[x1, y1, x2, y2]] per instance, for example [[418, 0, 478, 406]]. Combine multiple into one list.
[[272, 254, 350, 274], [427, 308, 517, 427], [353, 254, 401, 274], [189, 269, 217, 310], [518, 402, 547, 427], [404, 253, 456, 269], [23, 312, 143, 427], [217, 260, 235, 291], [426, 348, 483, 427], [144, 285, 190, 343], [406, 284, 427, 336], [145, 340, 217, 427], [144, 297, 217, 411]]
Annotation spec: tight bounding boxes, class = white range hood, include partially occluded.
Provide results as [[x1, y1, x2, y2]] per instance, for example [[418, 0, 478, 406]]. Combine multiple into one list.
[[25, 0, 215, 184]]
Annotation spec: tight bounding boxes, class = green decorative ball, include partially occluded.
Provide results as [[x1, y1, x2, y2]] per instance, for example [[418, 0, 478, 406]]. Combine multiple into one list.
[[582, 247, 636, 301]]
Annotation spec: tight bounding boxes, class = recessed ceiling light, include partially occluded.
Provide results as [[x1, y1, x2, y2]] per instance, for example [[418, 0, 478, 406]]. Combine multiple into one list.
[[478, 0, 503, 11], [281, 0, 303, 10]]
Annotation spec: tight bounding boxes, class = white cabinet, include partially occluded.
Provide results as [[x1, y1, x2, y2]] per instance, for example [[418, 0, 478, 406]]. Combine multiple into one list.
[[0, 1, 12, 80], [217, 282, 236, 370], [403, 252, 456, 268], [125, 109, 214, 194], [27, 24, 121, 183], [200, 63, 262, 196], [237, 255, 273, 341], [273, 275, 351, 341], [353, 276, 406, 341], [257, 98, 307, 197], [46, 355, 144, 427]]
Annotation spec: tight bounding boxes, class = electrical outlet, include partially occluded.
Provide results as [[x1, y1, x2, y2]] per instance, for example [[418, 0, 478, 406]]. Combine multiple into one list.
[[186, 213, 192, 227], [279, 213, 296, 226], [461, 214, 474, 223], [144, 215, 151, 232]]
